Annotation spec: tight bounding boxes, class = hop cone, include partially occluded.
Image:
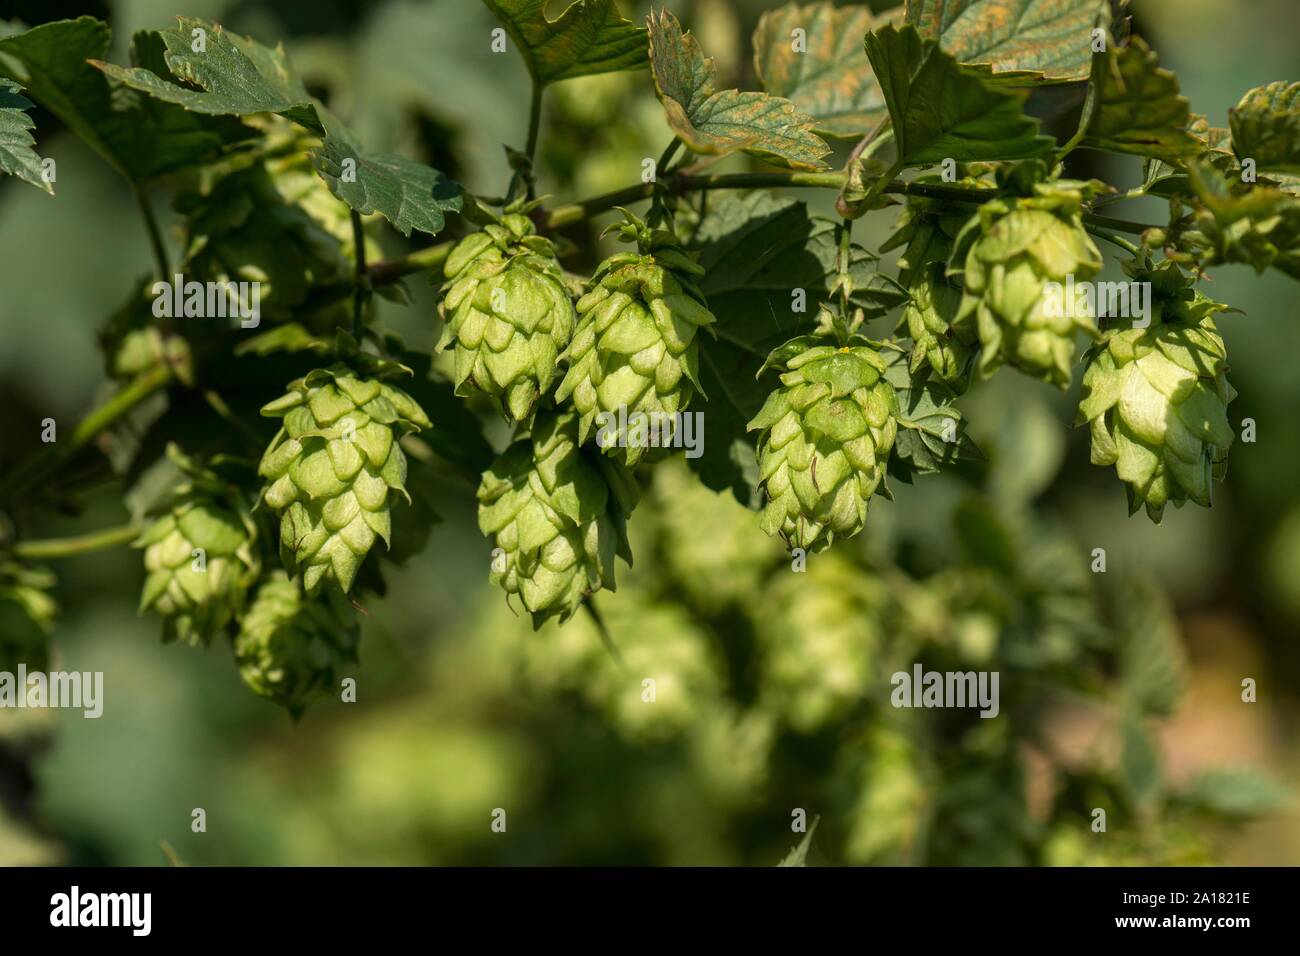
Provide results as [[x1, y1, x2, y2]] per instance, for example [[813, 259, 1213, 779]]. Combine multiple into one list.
[[950, 178, 1103, 387], [748, 334, 899, 553], [555, 211, 716, 465], [437, 209, 576, 421], [0, 562, 56, 672], [883, 178, 984, 391], [136, 448, 258, 646], [478, 411, 638, 628], [258, 365, 431, 594], [176, 159, 352, 323], [755, 553, 884, 732], [234, 571, 359, 714], [1077, 261, 1236, 521]]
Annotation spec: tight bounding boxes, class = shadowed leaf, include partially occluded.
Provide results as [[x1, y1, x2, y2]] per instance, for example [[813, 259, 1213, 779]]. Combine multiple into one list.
[[481, 0, 646, 86], [1079, 36, 1199, 160], [0, 78, 47, 192], [1230, 81, 1300, 174]]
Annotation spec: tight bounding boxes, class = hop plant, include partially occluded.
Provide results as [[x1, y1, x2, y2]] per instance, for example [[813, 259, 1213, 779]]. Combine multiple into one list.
[[0, 562, 56, 673], [1077, 261, 1236, 521], [754, 553, 884, 732], [478, 411, 638, 628], [437, 205, 576, 422], [175, 157, 352, 324], [949, 176, 1103, 388], [135, 447, 259, 646], [555, 210, 716, 465], [748, 328, 900, 553], [258, 364, 431, 594], [234, 571, 360, 715]]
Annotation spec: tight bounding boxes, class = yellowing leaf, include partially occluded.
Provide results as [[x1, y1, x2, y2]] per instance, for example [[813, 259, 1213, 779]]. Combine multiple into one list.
[[1080, 36, 1199, 160], [907, 0, 1106, 83], [752, 2, 897, 139], [1230, 81, 1300, 175], [865, 23, 1053, 167], [649, 8, 830, 171], [481, 0, 646, 86]]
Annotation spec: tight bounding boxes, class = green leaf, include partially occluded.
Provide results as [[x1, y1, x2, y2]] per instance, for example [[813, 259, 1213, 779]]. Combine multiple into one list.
[[1142, 114, 1235, 197], [648, 8, 831, 171], [688, 193, 907, 503], [311, 108, 462, 238], [882, 350, 981, 482], [864, 23, 1053, 167], [0, 78, 48, 193], [0, 18, 252, 182], [1177, 161, 1300, 280], [93, 17, 321, 131], [1230, 81, 1300, 175], [234, 323, 333, 358], [1114, 575, 1186, 716], [907, 0, 1106, 83], [752, 2, 895, 139], [1118, 709, 1162, 808], [1079, 36, 1199, 161], [1175, 768, 1291, 820], [776, 817, 818, 866], [481, 0, 646, 86]]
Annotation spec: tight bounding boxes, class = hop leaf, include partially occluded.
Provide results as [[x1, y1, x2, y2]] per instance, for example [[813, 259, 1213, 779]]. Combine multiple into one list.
[[1077, 261, 1235, 522], [747, 334, 900, 553], [135, 447, 259, 646], [438, 209, 576, 422], [555, 211, 717, 465], [258, 365, 431, 594], [234, 571, 359, 715], [478, 411, 638, 628], [949, 176, 1103, 387]]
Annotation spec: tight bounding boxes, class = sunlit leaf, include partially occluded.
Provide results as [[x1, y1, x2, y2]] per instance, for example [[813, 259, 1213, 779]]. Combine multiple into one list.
[[481, 0, 646, 86], [752, 1, 896, 139], [1230, 81, 1300, 175], [1079, 36, 1199, 160], [649, 8, 831, 171], [0, 78, 47, 193]]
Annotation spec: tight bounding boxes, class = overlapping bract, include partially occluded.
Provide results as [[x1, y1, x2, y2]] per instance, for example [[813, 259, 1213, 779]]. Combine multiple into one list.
[[950, 179, 1103, 388], [1078, 262, 1236, 522], [258, 366, 431, 594], [234, 571, 359, 715], [135, 451, 258, 646], [556, 214, 716, 465], [438, 211, 576, 422], [748, 335, 899, 553], [477, 411, 638, 628]]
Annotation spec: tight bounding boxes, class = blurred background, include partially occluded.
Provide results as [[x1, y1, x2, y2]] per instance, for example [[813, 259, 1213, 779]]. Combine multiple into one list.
[[0, 0, 1297, 866]]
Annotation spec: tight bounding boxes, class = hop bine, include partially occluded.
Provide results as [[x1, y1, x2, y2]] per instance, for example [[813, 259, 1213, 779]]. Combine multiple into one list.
[[748, 327, 899, 553], [135, 446, 259, 646], [478, 411, 638, 628], [437, 204, 576, 422], [234, 571, 359, 715], [949, 176, 1104, 388], [555, 209, 716, 465], [258, 364, 431, 594], [1077, 260, 1236, 522]]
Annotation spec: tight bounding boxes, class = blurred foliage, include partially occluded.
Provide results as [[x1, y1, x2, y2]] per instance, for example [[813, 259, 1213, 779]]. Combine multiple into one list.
[[0, 0, 1297, 866]]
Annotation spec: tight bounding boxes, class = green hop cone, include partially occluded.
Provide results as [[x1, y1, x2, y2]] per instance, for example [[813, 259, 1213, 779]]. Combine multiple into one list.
[[1077, 261, 1236, 522], [136, 447, 259, 646], [555, 210, 716, 465], [234, 571, 360, 715], [950, 177, 1103, 388], [747, 333, 900, 553], [478, 411, 638, 628], [258, 365, 431, 594], [0, 562, 57, 673], [883, 176, 987, 391], [755, 552, 884, 732], [437, 208, 576, 422]]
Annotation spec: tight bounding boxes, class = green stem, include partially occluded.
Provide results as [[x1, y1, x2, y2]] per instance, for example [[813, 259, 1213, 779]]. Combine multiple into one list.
[[133, 183, 169, 281], [525, 81, 543, 164], [350, 209, 369, 335], [0, 364, 174, 504], [13, 523, 141, 560], [1089, 229, 1141, 255]]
